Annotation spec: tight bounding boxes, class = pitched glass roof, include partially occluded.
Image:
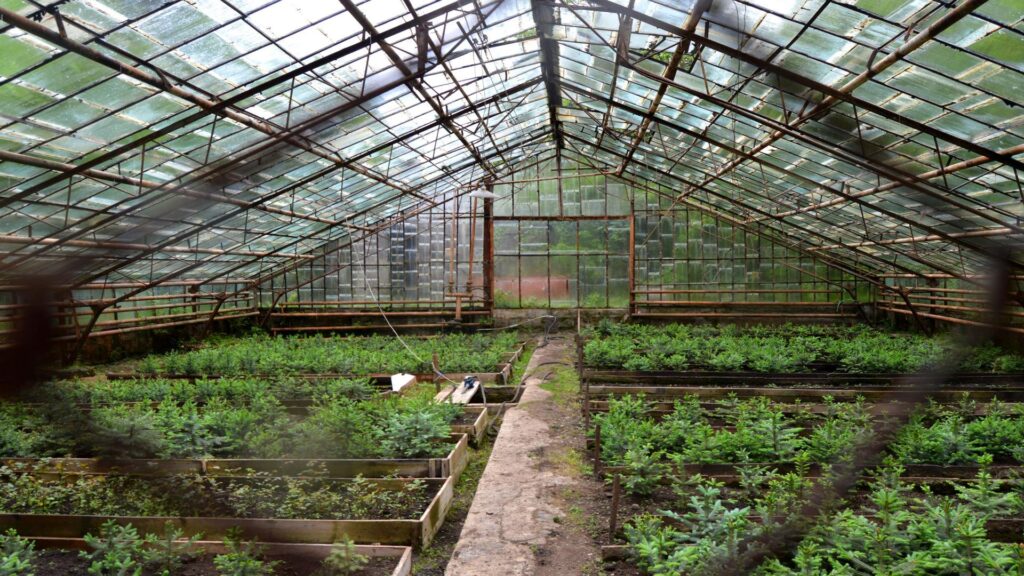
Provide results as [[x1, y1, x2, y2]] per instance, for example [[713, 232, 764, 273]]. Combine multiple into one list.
[[0, 0, 1021, 291]]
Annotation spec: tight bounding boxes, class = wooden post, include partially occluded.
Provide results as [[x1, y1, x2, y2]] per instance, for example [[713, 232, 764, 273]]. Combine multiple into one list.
[[609, 474, 621, 537], [593, 423, 602, 477]]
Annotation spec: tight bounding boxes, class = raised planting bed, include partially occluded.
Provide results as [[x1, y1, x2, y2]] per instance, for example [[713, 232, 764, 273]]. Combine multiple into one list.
[[25, 537, 412, 576], [601, 460, 1024, 573], [584, 385, 1024, 402], [578, 322, 1024, 380], [0, 471, 455, 548], [588, 394, 1024, 470], [582, 369, 1024, 386], [586, 399, 1024, 418], [0, 386, 466, 462], [105, 333, 525, 384], [449, 406, 492, 445], [1, 433, 470, 482], [600, 462, 1024, 483]]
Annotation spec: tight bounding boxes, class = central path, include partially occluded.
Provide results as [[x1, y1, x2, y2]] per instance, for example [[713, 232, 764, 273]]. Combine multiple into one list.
[[445, 335, 602, 576]]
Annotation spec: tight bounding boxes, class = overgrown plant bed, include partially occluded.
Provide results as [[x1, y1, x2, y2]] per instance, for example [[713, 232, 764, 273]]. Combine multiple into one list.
[[586, 398, 1024, 418], [589, 394, 1024, 471], [0, 467, 454, 548], [0, 385, 467, 462], [579, 322, 1024, 378], [105, 333, 525, 384], [606, 459, 1024, 574], [22, 533, 412, 576], [584, 385, 1024, 403], [583, 369, 1024, 387]]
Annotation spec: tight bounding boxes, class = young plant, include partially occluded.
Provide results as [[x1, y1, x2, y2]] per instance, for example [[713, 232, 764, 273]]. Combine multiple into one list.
[[619, 444, 669, 497], [213, 530, 277, 576], [141, 522, 202, 576], [80, 521, 144, 576], [320, 536, 369, 575], [0, 529, 35, 576]]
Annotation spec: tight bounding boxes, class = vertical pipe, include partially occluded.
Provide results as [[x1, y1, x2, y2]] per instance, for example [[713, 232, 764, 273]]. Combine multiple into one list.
[[483, 193, 495, 311], [449, 197, 458, 295], [628, 199, 636, 316], [466, 197, 478, 297]]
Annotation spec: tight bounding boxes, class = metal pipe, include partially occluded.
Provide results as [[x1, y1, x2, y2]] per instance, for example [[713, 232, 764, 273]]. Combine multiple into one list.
[[807, 228, 1016, 251], [0, 233, 311, 259], [755, 144, 1024, 223], [0, 150, 367, 230], [466, 197, 478, 296], [878, 306, 1024, 335]]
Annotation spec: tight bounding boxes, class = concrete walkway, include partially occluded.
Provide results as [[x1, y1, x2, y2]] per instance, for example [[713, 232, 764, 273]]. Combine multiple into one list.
[[445, 336, 594, 575]]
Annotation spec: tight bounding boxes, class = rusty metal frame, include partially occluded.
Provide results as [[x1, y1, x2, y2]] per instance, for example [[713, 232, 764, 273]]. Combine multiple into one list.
[[574, 0, 1024, 172], [613, 0, 711, 176], [558, 84, 986, 282], [0, 0, 513, 276]]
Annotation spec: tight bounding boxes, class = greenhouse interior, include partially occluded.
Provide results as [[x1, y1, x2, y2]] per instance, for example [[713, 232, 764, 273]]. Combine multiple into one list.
[[0, 0, 1023, 574]]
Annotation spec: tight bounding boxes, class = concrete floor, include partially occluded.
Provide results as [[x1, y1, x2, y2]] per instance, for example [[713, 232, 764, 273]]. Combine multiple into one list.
[[445, 335, 598, 575]]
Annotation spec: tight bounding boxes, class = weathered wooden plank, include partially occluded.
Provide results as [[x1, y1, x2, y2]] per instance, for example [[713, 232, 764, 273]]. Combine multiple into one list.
[[0, 477, 455, 548]]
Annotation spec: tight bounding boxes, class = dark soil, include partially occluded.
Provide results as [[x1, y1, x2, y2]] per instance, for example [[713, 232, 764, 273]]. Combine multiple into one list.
[[35, 549, 398, 575], [450, 411, 479, 425]]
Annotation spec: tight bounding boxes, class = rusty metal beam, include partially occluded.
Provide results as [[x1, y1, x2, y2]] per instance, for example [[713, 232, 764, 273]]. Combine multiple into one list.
[[0, 234, 313, 260], [338, 0, 497, 179], [604, 63, 1024, 265], [751, 142, 1024, 223], [673, 0, 990, 218], [0, 73, 540, 270], [0, 149, 371, 231], [615, 0, 711, 176], [402, 0, 511, 169], [808, 228, 1017, 252], [0, 6, 510, 270], [348, 78, 542, 166]]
